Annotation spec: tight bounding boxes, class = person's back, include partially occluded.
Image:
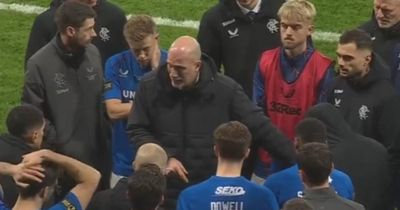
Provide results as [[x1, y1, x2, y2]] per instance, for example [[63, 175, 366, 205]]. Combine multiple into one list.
[[282, 198, 313, 210], [265, 164, 353, 207], [178, 176, 278, 210], [306, 103, 393, 210], [198, 0, 284, 97], [297, 143, 365, 210], [177, 121, 279, 210], [265, 118, 354, 208], [303, 188, 364, 210]]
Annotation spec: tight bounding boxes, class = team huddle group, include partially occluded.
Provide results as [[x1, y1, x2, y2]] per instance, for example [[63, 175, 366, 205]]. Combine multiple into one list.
[[0, 0, 400, 209]]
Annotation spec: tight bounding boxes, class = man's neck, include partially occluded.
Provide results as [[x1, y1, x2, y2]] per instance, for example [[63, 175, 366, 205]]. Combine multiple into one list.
[[284, 42, 307, 58], [305, 180, 330, 190], [215, 158, 243, 177], [13, 197, 42, 210], [236, 0, 260, 11], [60, 34, 71, 51]]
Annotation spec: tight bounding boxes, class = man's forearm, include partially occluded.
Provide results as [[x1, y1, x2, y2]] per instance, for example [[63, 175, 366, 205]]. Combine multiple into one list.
[[0, 162, 15, 177], [106, 100, 133, 120]]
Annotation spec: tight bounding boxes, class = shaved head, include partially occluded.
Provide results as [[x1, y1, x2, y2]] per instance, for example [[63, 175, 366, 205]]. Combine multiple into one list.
[[167, 36, 202, 90], [169, 36, 201, 61], [133, 143, 168, 171]]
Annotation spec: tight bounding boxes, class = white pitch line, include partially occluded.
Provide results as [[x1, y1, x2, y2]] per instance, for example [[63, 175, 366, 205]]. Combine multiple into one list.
[[0, 2, 340, 42], [0, 2, 45, 14]]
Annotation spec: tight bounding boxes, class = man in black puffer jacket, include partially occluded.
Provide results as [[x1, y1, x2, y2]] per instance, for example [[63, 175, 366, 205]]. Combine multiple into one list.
[[25, 0, 128, 67], [127, 36, 295, 209]]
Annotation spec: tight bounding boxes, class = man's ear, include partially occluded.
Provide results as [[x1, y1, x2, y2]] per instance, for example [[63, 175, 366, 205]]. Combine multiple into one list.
[[125, 189, 130, 199], [294, 136, 302, 150], [365, 53, 372, 65], [213, 145, 218, 157], [154, 33, 160, 40], [308, 24, 315, 35], [160, 194, 164, 204], [65, 26, 76, 37], [39, 187, 47, 199], [194, 60, 202, 73], [299, 169, 308, 186], [24, 130, 37, 145], [244, 148, 250, 159]]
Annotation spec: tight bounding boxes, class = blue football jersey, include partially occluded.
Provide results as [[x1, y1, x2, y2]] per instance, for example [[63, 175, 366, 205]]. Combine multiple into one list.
[[104, 49, 168, 176], [177, 176, 279, 210]]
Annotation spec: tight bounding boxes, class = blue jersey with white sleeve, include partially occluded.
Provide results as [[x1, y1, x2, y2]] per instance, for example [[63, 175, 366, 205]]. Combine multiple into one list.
[[177, 176, 278, 210], [104, 49, 168, 176]]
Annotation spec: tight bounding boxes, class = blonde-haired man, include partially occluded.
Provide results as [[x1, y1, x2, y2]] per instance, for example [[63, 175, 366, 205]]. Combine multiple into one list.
[[253, 0, 334, 180], [103, 15, 168, 187]]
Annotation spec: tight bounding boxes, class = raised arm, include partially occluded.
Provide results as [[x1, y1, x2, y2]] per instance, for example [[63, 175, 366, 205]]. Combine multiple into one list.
[[23, 150, 101, 209]]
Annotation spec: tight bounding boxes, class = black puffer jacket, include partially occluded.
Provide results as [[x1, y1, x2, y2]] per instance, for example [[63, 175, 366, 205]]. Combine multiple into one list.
[[307, 103, 393, 210], [127, 54, 294, 209]]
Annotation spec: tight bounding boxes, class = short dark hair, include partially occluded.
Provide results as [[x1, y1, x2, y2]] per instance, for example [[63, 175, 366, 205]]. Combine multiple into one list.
[[295, 118, 327, 144], [55, 1, 96, 33], [297, 143, 332, 186], [6, 105, 44, 138], [18, 162, 58, 199], [283, 198, 314, 210], [213, 121, 252, 161], [339, 29, 373, 51], [128, 163, 166, 210]]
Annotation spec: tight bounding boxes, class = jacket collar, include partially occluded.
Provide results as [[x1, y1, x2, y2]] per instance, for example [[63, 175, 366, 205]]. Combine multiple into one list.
[[303, 187, 337, 199], [0, 133, 33, 151], [52, 34, 86, 69]]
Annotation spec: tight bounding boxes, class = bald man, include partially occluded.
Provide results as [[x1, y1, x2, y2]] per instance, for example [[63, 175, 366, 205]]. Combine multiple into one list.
[[127, 36, 295, 209], [87, 143, 168, 210]]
